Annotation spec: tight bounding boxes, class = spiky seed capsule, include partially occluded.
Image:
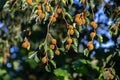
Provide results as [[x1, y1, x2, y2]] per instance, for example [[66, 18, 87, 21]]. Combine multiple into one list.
[[26, 0, 33, 5], [50, 16, 56, 22], [43, 0, 48, 3], [68, 25, 74, 30], [90, 32, 96, 39], [82, 18, 85, 24], [22, 41, 30, 49], [69, 29, 74, 35], [55, 49, 60, 55], [52, 39, 57, 45], [67, 38, 73, 44], [75, 17, 80, 23], [57, 8, 62, 14], [90, 21, 98, 29], [88, 44, 94, 51], [54, 13, 58, 18], [37, 5, 42, 10], [75, 14, 80, 18], [87, 41, 92, 46], [65, 44, 71, 50], [75, 18, 83, 25], [42, 56, 47, 64], [50, 44, 55, 49], [38, 10, 42, 15], [112, 25, 118, 30], [46, 5, 50, 12], [87, 41, 94, 51], [40, 13, 45, 19]]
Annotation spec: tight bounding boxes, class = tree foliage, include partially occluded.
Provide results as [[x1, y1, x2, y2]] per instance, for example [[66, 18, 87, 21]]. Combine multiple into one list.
[[0, 0, 120, 79]]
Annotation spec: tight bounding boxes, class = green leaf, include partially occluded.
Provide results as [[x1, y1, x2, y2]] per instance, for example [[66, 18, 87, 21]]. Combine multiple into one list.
[[26, 59, 38, 69], [78, 44, 84, 53], [0, 69, 7, 76], [62, 37, 68, 44], [98, 35, 103, 43], [30, 12, 37, 21], [54, 68, 68, 77], [114, 29, 118, 35], [34, 54, 40, 63], [106, 54, 112, 63], [44, 12, 49, 22], [49, 49, 54, 59], [72, 60, 88, 74], [65, 12, 73, 22], [117, 37, 120, 44], [28, 51, 37, 59], [90, 0, 95, 8], [91, 64, 99, 71], [111, 68, 115, 75], [85, 18, 90, 26], [44, 43, 48, 52], [50, 60, 56, 68], [78, 26, 83, 32], [73, 38, 78, 47], [39, 43, 44, 49], [109, 31, 113, 36], [74, 29, 79, 38], [71, 44, 78, 53], [13, 61, 20, 70], [45, 65, 51, 72], [70, 0, 73, 5], [84, 48, 89, 57], [3, 74, 10, 80], [62, 0, 66, 5], [59, 47, 65, 52], [80, 59, 88, 64], [0, 57, 3, 63]]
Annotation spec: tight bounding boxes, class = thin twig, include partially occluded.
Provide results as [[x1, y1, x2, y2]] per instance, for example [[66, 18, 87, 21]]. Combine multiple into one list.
[[43, 5, 58, 44], [62, 12, 69, 28], [91, 8, 94, 20]]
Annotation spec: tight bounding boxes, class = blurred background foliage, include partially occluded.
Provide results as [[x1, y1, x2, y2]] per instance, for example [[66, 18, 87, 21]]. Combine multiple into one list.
[[0, 0, 120, 80]]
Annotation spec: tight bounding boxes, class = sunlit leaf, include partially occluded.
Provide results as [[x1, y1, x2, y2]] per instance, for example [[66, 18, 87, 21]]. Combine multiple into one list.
[[71, 44, 78, 52], [111, 68, 115, 75], [73, 38, 78, 47], [49, 49, 54, 59], [28, 51, 37, 59], [54, 68, 68, 77], [84, 48, 89, 57], [50, 60, 56, 68], [106, 54, 112, 63], [70, 0, 73, 5], [98, 35, 103, 43], [74, 29, 79, 38], [0, 57, 3, 63], [62, 0, 66, 5], [44, 43, 48, 52], [26, 59, 38, 69], [0, 69, 7, 76], [39, 43, 44, 49], [45, 65, 51, 72], [65, 12, 73, 22], [34, 54, 40, 63]]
